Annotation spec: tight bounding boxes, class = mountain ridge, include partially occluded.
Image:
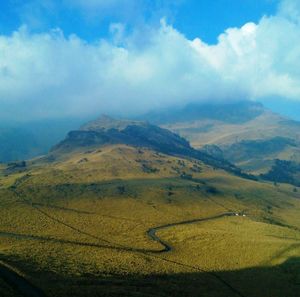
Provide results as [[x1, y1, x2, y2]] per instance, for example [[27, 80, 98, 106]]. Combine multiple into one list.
[[50, 115, 255, 180]]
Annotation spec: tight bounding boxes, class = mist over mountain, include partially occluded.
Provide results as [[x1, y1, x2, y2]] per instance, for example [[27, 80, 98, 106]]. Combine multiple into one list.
[[2, 100, 300, 169], [0, 100, 260, 162], [140, 101, 265, 125], [0, 118, 87, 162]]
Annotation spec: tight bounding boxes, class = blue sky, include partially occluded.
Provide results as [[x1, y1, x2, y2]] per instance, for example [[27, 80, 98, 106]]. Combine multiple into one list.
[[0, 0, 300, 121], [0, 0, 278, 42], [172, 0, 278, 43]]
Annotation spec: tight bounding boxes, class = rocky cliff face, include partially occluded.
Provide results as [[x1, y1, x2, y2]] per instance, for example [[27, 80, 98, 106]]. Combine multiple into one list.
[[52, 116, 192, 156]]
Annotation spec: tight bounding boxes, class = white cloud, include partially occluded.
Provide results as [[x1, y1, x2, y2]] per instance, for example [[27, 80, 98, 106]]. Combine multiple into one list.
[[278, 0, 300, 22], [1, 0, 300, 121]]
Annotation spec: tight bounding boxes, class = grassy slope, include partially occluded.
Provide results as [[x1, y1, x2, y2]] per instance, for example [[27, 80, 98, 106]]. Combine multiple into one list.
[[164, 111, 300, 173], [164, 112, 300, 146], [0, 145, 300, 296]]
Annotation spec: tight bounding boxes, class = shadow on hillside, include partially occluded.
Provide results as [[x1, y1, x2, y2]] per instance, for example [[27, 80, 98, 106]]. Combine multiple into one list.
[[14, 256, 299, 297]]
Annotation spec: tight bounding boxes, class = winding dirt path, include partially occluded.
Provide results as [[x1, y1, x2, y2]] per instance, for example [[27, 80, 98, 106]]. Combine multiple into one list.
[[147, 212, 237, 252], [0, 209, 245, 297], [146, 212, 246, 297]]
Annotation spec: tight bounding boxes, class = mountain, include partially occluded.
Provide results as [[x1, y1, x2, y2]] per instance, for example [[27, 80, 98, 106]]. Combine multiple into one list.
[[141, 101, 300, 177], [52, 115, 192, 156], [1, 117, 300, 297], [203, 137, 299, 173], [3, 101, 300, 181], [50, 115, 254, 179], [3, 101, 300, 186], [261, 159, 300, 187]]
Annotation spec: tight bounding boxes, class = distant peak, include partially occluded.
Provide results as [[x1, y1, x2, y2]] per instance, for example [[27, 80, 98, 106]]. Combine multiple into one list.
[[97, 114, 115, 121], [80, 115, 146, 132]]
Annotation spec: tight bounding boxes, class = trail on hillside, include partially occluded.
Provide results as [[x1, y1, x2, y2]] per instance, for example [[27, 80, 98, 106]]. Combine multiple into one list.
[[0, 212, 245, 297], [1, 175, 246, 297], [146, 212, 236, 252]]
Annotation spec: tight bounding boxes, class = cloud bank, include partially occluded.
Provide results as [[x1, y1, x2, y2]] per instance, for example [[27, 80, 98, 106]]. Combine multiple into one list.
[[1, 0, 300, 121]]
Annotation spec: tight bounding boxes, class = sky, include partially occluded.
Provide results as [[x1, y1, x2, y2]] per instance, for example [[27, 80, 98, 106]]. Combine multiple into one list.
[[0, 0, 300, 121]]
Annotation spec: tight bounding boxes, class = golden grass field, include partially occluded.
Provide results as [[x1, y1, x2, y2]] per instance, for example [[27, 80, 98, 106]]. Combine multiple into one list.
[[0, 145, 300, 296]]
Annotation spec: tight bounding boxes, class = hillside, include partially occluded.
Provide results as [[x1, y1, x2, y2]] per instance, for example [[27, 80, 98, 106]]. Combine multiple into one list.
[[261, 159, 300, 187], [0, 113, 300, 297], [50, 115, 254, 180], [144, 102, 300, 176], [52, 115, 192, 156], [203, 137, 300, 173], [2, 2, 300, 297], [0, 140, 300, 297]]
